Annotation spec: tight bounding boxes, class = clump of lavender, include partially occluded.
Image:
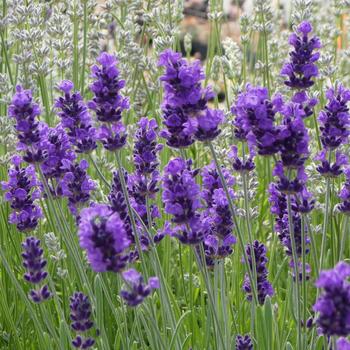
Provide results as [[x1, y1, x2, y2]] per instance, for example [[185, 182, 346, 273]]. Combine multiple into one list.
[[243, 240, 274, 305], [316, 84, 350, 178], [2, 155, 42, 232], [70, 292, 96, 349], [232, 84, 279, 156], [128, 118, 162, 227], [162, 158, 206, 244], [236, 334, 253, 350], [60, 159, 96, 217], [78, 204, 130, 273], [41, 124, 76, 196], [8, 85, 47, 163], [89, 52, 129, 151], [201, 164, 236, 266], [281, 21, 321, 90], [55, 80, 97, 154], [120, 268, 159, 307], [22, 236, 51, 303], [313, 261, 350, 336], [158, 49, 223, 147]]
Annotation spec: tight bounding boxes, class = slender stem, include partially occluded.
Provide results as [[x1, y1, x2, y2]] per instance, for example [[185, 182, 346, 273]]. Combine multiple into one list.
[[301, 214, 307, 349], [320, 177, 331, 270], [339, 215, 349, 260]]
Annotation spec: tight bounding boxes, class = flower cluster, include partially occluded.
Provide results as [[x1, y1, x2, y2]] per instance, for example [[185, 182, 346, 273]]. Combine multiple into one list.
[[2, 156, 42, 232], [281, 21, 321, 90], [8, 85, 47, 163], [120, 268, 159, 306], [70, 292, 96, 349], [60, 160, 96, 217], [78, 204, 130, 273], [316, 85, 350, 177], [243, 240, 274, 305], [128, 118, 162, 227], [22, 236, 51, 303], [313, 261, 350, 336], [231, 85, 279, 156], [158, 49, 223, 147], [55, 80, 97, 154], [89, 52, 129, 151], [235, 334, 253, 350]]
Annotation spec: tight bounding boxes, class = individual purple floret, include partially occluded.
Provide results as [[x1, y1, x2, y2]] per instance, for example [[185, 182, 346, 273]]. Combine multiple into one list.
[[235, 334, 253, 350], [339, 167, 350, 215], [70, 292, 96, 349], [313, 261, 350, 336], [89, 52, 129, 151], [228, 146, 255, 174], [231, 84, 279, 156], [21, 236, 51, 303], [158, 49, 222, 147], [120, 268, 159, 307], [55, 80, 97, 154], [162, 158, 201, 224], [78, 204, 130, 272], [337, 338, 350, 350], [9, 85, 47, 163], [1, 155, 42, 232], [243, 240, 274, 305], [281, 21, 321, 90], [316, 84, 350, 177], [60, 159, 96, 217]]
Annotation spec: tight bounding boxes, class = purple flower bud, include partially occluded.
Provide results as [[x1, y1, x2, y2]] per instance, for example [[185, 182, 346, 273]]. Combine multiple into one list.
[[235, 334, 253, 350]]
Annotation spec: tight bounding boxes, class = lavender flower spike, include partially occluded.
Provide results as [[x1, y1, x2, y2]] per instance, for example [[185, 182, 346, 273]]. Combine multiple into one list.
[[70, 292, 96, 349], [22, 236, 51, 303], [120, 268, 159, 307], [2, 155, 42, 232], [55, 80, 97, 154], [78, 204, 130, 273], [243, 240, 274, 305], [313, 261, 350, 336], [281, 21, 321, 90], [236, 334, 253, 350]]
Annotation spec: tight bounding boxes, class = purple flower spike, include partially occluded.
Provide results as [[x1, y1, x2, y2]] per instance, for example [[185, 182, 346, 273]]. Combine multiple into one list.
[[55, 80, 97, 154], [70, 292, 96, 349], [22, 236, 51, 303], [158, 49, 222, 148], [313, 262, 350, 336], [236, 334, 253, 350], [281, 21, 321, 90], [120, 268, 159, 307], [162, 158, 201, 224], [78, 204, 130, 273], [243, 240, 274, 305], [89, 52, 129, 151], [231, 84, 279, 156], [2, 155, 42, 232], [9, 85, 47, 163], [339, 167, 350, 215], [60, 159, 96, 217]]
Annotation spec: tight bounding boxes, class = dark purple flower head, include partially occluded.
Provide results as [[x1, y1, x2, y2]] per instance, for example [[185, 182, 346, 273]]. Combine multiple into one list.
[[318, 84, 350, 150], [277, 104, 309, 168], [228, 146, 255, 174], [9, 85, 47, 163], [120, 268, 159, 307], [231, 85, 279, 155], [162, 158, 201, 224], [78, 204, 130, 272], [2, 155, 42, 232], [21, 236, 51, 303], [316, 150, 348, 178], [55, 80, 97, 154], [281, 21, 321, 90], [243, 240, 274, 305], [313, 261, 350, 336], [70, 292, 96, 349], [89, 52, 129, 124], [60, 159, 96, 217], [236, 334, 253, 350], [194, 109, 224, 142], [41, 124, 76, 186], [97, 122, 127, 151], [339, 167, 350, 215], [273, 162, 306, 194]]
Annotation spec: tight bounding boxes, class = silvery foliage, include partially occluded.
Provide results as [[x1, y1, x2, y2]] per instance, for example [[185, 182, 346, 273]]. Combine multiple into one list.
[[44, 232, 68, 278]]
